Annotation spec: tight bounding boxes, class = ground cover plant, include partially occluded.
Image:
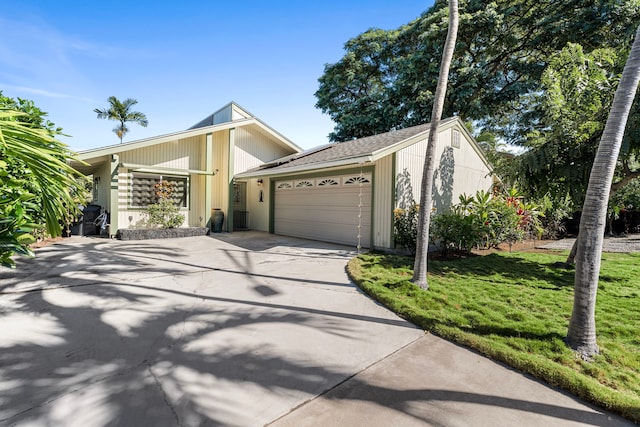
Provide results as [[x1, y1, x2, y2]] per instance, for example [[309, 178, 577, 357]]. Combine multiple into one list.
[[347, 249, 640, 422]]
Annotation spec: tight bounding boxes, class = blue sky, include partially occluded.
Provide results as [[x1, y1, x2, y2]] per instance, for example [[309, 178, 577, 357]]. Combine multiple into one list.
[[1, 1, 433, 152]]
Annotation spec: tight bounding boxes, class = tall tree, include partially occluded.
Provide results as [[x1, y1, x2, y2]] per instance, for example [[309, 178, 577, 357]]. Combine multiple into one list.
[[566, 23, 640, 358], [94, 96, 148, 143], [515, 44, 620, 204], [316, 0, 639, 142], [412, 0, 458, 289]]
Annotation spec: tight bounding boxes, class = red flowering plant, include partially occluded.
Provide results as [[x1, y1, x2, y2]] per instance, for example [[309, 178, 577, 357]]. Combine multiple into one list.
[[428, 188, 544, 255]]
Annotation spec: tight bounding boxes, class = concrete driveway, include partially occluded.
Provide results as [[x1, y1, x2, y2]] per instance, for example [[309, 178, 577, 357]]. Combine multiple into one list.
[[0, 232, 632, 426], [0, 232, 422, 426]]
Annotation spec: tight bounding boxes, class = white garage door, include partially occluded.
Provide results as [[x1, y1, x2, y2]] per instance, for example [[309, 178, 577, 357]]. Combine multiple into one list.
[[274, 174, 372, 248]]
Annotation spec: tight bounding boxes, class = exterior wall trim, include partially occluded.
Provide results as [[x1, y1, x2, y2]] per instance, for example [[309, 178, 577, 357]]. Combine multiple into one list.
[[120, 162, 216, 176]]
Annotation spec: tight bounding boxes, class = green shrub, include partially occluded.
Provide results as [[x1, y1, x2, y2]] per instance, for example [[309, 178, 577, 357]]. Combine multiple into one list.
[[145, 181, 185, 229], [430, 212, 479, 255], [393, 203, 419, 255], [537, 193, 572, 239], [396, 188, 544, 255]]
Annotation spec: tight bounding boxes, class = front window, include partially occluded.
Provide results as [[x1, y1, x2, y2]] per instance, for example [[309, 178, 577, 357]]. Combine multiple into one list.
[[130, 173, 188, 208]]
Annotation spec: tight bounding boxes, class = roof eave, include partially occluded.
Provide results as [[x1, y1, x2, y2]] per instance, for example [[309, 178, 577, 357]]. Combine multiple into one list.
[[78, 118, 256, 160], [235, 156, 374, 179]]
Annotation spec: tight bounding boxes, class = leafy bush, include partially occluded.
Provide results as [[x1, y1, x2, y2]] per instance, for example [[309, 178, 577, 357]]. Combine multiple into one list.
[[430, 211, 479, 255], [0, 174, 38, 267], [393, 204, 419, 255], [146, 181, 185, 229], [396, 188, 544, 256], [537, 193, 572, 239]]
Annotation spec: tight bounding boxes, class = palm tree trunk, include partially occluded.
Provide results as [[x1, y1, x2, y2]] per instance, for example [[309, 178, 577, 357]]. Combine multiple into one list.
[[412, 0, 459, 289], [567, 23, 640, 358], [566, 238, 577, 264]]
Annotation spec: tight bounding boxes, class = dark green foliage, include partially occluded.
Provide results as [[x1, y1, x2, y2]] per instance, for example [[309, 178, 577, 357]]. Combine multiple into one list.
[[0, 92, 84, 267], [317, 0, 640, 211], [393, 203, 419, 255], [430, 211, 478, 254], [316, 0, 640, 142], [396, 189, 543, 255]]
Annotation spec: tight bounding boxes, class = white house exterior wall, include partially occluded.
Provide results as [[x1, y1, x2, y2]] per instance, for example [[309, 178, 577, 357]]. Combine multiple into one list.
[[234, 127, 291, 174], [395, 125, 493, 214], [372, 156, 394, 249], [189, 174, 206, 227], [92, 161, 111, 209], [212, 130, 230, 226], [232, 105, 250, 121], [116, 135, 206, 228], [246, 178, 270, 231], [119, 135, 205, 170]]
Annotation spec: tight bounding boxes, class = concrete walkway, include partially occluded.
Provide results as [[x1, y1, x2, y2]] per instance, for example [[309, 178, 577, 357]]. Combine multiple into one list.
[[0, 232, 632, 426]]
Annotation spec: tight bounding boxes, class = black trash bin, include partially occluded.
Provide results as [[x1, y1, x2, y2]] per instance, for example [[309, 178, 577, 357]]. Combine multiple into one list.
[[82, 204, 102, 236]]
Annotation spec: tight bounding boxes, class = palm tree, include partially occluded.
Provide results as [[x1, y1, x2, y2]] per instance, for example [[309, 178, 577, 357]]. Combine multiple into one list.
[[567, 23, 640, 358], [412, 0, 459, 289], [94, 96, 148, 143]]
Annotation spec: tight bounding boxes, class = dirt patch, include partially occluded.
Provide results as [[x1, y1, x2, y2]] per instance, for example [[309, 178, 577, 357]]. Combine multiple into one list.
[[30, 236, 65, 249], [471, 239, 557, 255], [427, 239, 558, 261]]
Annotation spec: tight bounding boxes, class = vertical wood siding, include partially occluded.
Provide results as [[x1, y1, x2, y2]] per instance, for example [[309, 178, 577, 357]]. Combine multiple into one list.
[[373, 156, 393, 249], [119, 135, 205, 170], [93, 161, 111, 208], [395, 125, 493, 215], [234, 127, 290, 173], [211, 130, 229, 213], [189, 174, 206, 227], [109, 124, 297, 233], [117, 135, 206, 228]]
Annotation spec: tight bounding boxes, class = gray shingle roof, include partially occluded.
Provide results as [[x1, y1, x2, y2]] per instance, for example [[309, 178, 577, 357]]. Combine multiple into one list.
[[256, 121, 442, 172]]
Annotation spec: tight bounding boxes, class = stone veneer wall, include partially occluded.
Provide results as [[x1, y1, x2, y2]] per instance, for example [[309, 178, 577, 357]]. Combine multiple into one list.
[[116, 227, 209, 241]]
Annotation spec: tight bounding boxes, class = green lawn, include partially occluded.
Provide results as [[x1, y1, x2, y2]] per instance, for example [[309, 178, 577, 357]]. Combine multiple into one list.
[[348, 250, 640, 422]]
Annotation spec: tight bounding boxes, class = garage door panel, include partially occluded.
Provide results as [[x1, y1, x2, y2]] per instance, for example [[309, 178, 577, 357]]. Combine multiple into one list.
[[275, 192, 371, 206], [274, 175, 372, 247], [275, 205, 371, 220], [275, 219, 369, 243]]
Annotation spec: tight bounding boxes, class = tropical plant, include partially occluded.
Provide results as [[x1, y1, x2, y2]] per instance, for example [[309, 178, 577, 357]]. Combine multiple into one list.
[[429, 210, 478, 255], [425, 189, 544, 256], [537, 193, 572, 239], [413, 0, 458, 290], [94, 96, 148, 143], [0, 107, 84, 267], [0, 163, 38, 267], [146, 181, 185, 229], [393, 203, 420, 255], [567, 23, 640, 359]]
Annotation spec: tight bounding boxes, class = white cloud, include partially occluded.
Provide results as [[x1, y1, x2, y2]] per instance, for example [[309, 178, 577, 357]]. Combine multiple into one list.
[[0, 83, 96, 103]]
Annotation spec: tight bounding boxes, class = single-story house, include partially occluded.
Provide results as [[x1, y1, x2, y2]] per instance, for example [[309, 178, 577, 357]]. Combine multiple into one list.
[[74, 102, 494, 250]]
